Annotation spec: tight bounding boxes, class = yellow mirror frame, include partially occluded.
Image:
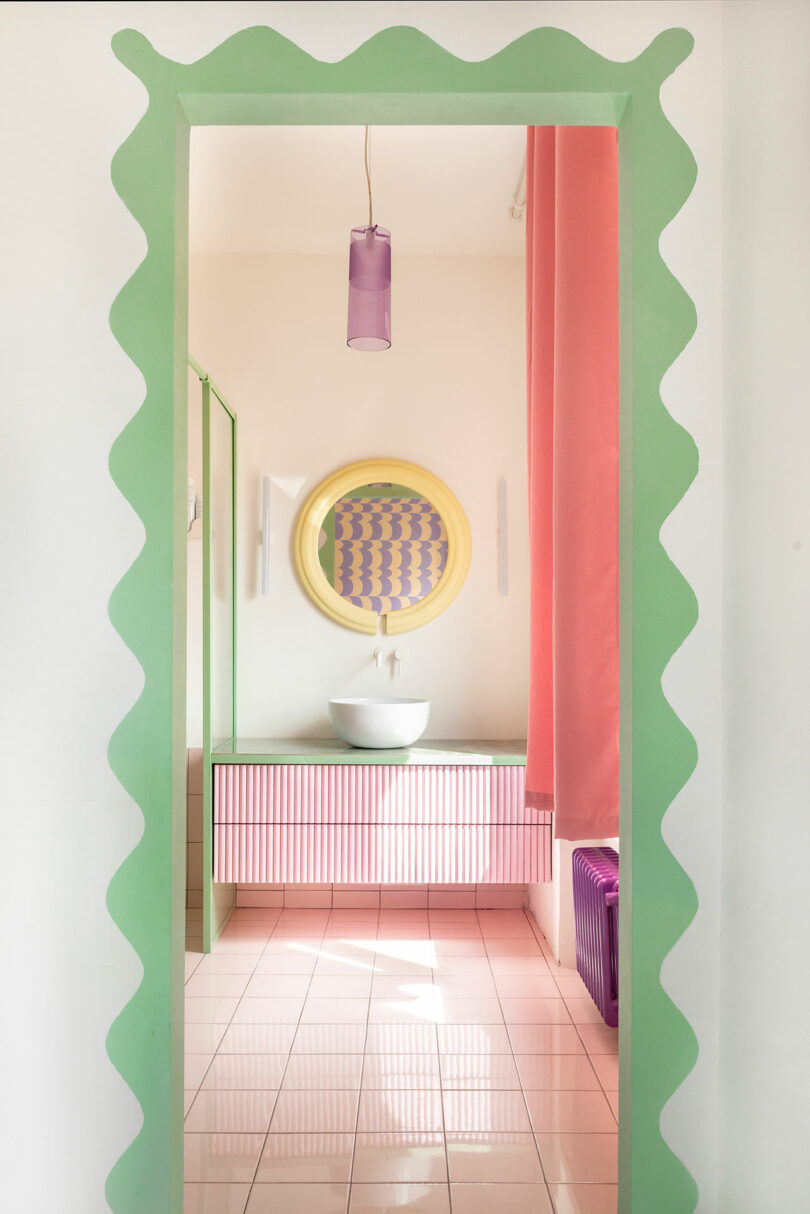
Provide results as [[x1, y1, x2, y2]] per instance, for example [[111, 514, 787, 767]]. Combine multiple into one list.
[[294, 458, 472, 635]]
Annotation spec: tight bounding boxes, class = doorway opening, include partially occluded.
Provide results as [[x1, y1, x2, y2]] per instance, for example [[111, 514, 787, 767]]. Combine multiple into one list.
[[107, 24, 699, 1213]]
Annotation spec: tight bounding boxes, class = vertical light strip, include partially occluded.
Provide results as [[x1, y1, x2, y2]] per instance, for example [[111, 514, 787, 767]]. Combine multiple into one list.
[[497, 475, 509, 596], [261, 476, 271, 596]]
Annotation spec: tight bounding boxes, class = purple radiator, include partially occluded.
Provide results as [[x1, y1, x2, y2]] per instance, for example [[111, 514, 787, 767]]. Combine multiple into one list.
[[572, 847, 619, 1027]]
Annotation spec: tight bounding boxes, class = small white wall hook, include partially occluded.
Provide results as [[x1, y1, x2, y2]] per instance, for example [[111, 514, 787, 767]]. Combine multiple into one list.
[[394, 647, 406, 676], [373, 648, 385, 669]]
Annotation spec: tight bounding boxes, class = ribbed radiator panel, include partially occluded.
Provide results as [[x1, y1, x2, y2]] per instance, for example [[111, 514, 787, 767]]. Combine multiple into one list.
[[572, 846, 619, 1027], [213, 764, 550, 885]]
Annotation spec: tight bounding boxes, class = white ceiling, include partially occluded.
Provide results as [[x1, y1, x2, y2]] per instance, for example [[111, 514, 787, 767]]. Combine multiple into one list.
[[189, 125, 526, 257]]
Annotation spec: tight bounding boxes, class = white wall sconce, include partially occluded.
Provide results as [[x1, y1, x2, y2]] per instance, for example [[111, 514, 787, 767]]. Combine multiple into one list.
[[497, 475, 509, 596], [187, 478, 202, 534], [261, 476, 271, 595]]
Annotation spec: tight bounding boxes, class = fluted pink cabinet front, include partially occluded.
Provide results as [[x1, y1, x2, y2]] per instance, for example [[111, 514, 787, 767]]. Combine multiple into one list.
[[214, 761, 550, 884]]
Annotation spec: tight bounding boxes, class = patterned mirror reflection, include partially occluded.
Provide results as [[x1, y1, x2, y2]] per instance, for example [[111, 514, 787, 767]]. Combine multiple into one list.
[[317, 482, 448, 615]]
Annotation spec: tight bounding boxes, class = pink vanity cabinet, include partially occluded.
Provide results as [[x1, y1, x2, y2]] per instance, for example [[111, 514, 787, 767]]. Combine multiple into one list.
[[212, 740, 551, 885]]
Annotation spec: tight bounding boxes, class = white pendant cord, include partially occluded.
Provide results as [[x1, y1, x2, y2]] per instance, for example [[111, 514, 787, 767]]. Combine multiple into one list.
[[364, 125, 374, 228]]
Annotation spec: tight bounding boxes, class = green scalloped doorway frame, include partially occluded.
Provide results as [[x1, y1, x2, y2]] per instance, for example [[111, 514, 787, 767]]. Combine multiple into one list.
[[107, 23, 699, 1214]]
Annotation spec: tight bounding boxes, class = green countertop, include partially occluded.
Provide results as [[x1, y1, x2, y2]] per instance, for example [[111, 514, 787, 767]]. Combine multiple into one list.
[[211, 738, 527, 766]]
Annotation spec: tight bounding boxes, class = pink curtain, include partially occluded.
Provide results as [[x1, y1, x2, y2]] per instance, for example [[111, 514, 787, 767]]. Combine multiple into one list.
[[525, 126, 619, 841]]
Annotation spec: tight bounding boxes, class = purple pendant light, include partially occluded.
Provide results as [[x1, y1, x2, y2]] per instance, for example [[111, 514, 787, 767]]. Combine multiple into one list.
[[347, 126, 391, 351]]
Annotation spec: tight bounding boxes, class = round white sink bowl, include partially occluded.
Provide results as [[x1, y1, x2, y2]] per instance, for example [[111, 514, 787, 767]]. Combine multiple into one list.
[[328, 697, 430, 749]]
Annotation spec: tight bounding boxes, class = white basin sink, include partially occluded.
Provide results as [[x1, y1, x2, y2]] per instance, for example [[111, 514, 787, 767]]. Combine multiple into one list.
[[328, 697, 430, 749]]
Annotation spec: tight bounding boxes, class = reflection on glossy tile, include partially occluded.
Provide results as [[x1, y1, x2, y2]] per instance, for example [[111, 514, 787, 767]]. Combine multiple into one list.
[[264, 938, 322, 955], [429, 924, 482, 938], [292, 1025, 367, 1054], [186, 973, 251, 999], [300, 998, 369, 1024], [587, 1053, 619, 1090], [357, 1089, 444, 1133], [500, 998, 572, 1025], [183, 1181, 250, 1214], [361, 1053, 441, 1090], [272, 928, 326, 940], [535, 1133, 618, 1183], [439, 998, 504, 1025], [368, 996, 440, 1024], [184, 911, 622, 1210], [365, 1024, 438, 1054], [479, 924, 536, 940], [450, 1182, 553, 1214], [443, 1089, 531, 1133], [232, 997, 306, 1024], [431, 956, 492, 977], [439, 1053, 520, 1090], [487, 955, 547, 974], [254, 954, 317, 975], [553, 975, 591, 1000], [185, 1089, 277, 1133], [185, 1024, 228, 1054], [576, 1024, 619, 1055], [202, 1054, 287, 1091], [372, 957, 435, 978], [564, 998, 605, 1025], [507, 1024, 585, 1055], [352, 1132, 447, 1183], [430, 940, 487, 957], [186, 997, 241, 1024], [493, 975, 559, 999], [525, 1090, 617, 1132], [550, 1182, 619, 1214], [431, 976, 497, 998], [196, 953, 260, 976], [255, 1133, 354, 1183], [348, 1183, 450, 1213], [246, 1182, 349, 1213], [371, 976, 434, 1000], [269, 1089, 359, 1133], [212, 939, 267, 955], [185, 1054, 214, 1088], [218, 1024, 298, 1054], [184, 1133, 265, 1182], [282, 1053, 364, 1090], [484, 939, 541, 956], [515, 1055, 599, 1090], [243, 974, 311, 998], [437, 1024, 511, 1055], [445, 1133, 544, 1183], [308, 975, 373, 999]]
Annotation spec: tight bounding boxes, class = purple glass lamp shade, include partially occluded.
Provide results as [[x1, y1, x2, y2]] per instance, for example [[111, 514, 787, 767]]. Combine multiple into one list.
[[347, 225, 391, 351]]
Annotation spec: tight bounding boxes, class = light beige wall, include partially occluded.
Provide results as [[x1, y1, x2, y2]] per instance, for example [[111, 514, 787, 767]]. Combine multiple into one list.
[[189, 250, 529, 740]]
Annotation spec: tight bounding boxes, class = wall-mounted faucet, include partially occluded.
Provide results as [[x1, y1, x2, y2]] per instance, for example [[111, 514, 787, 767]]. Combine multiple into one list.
[[373, 648, 385, 669], [394, 647, 406, 676]]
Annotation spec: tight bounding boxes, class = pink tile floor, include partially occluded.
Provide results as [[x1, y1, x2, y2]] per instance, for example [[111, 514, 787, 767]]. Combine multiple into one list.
[[185, 908, 618, 1213]]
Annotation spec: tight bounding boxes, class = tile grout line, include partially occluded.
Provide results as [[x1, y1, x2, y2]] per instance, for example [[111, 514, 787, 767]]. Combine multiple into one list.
[[183, 917, 275, 1131], [240, 915, 329, 1211], [484, 908, 557, 1213], [524, 905, 620, 1124], [186, 907, 617, 1209], [431, 928, 453, 1214], [346, 911, 380, 1213]]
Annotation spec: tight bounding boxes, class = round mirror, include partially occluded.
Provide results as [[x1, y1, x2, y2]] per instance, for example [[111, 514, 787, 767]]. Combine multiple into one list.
[[294, 459, 471, 634]]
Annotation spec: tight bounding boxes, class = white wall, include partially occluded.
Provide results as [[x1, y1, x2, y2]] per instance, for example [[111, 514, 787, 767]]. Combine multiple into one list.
[[721, 4, 810, 1209], [5, 2, 786, 1211], [189, 250, 530, 739]]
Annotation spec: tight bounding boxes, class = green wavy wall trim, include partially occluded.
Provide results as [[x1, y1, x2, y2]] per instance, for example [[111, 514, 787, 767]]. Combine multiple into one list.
[[107, 23, 699, 1212]]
